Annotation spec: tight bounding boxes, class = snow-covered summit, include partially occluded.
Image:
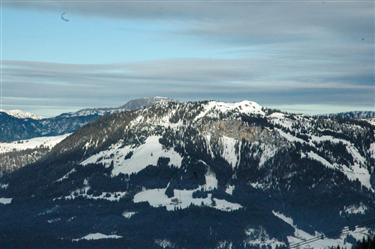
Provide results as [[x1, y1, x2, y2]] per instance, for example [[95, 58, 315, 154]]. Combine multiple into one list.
[[194, 100, 265, 120], [209, 100, 264, 115], [0, 109, 42, 120]]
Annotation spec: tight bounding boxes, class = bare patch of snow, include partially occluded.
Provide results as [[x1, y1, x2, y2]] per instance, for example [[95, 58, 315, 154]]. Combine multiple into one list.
[[220, 136, 239, 168], [0, 184, 8, 190], [259, 143, 278, 167], [276, 129, 305, 144], [155, 239, 175, 248], [0, 197, 12, 205], [133, 188, 242, 212], [56, 168, 76, 182], [204, 134, 215, 158], [81, 136, 183, 176], [56, 179, 127, 202], [213, 198, 242, 212], [342, 203, 368, 215], [122, 211, 137, 219], [203, 167, 218, 191], [72, 233, 122, 241], [369, 143, 375, 159], [64, 190, 127, 202], [225, 185, 235, 195], [304, 151, 334, 169], [250, 182, 266, 190], [47, 218, 61, 224]]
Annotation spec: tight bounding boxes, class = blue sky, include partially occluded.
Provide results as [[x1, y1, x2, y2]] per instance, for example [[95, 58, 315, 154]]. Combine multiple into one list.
[[1, 1, 374, 116], [3, 8, 233, 63]]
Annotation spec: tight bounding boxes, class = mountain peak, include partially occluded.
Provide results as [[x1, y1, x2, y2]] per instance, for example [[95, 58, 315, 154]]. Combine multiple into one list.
[[0, 109, 42, 120], [119, 96, 172, 110], [195, 100, 265, 119]]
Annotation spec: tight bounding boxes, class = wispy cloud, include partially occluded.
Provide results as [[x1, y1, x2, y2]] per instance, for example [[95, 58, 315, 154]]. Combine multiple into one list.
[[6, 1, 374, 45], [3, 58, 374, 115]]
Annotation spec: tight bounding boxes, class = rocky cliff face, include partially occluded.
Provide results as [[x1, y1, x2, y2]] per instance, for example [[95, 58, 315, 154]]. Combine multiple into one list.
[[0, 100, 374, 249]]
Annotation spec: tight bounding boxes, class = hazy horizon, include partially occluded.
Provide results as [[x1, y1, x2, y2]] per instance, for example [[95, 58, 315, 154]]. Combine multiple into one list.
[[1, 96, 374, 118]]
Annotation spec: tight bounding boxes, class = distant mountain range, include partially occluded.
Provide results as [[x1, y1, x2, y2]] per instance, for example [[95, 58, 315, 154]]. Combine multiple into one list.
[[0, 97, 168, 142], [0, 97, 168, 175], [0, 109, 43, 120], [318, 111, 375, 120], [1, 98, 372, 143], [0, 99, 374, 248], [57, 96, 170, 118]]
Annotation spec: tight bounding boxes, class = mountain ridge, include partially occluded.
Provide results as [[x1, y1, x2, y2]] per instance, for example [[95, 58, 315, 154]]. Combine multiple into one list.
[[317, 111, 375, 120]]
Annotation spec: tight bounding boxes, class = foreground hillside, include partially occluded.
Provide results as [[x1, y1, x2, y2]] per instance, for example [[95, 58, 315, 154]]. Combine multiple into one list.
[[0, 99, 374, 249]]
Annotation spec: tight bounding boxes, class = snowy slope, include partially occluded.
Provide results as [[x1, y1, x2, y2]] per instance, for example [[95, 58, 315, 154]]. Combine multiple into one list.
[[273, 211, 370, 249], [82, 135, 183, 176], [0, 134, 70, 154]]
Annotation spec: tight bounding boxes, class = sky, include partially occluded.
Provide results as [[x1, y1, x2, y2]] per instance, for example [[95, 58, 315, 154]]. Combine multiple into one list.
[[1, 0, 374, 117]]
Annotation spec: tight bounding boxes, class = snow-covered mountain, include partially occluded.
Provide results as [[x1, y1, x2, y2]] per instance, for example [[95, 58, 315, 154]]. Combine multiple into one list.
[[0, 100, 374, 249], [0, 109, 42, 120]]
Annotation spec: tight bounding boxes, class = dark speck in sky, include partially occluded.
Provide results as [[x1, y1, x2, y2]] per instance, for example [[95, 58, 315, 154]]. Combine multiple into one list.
[[60, 12, 70, 22]]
